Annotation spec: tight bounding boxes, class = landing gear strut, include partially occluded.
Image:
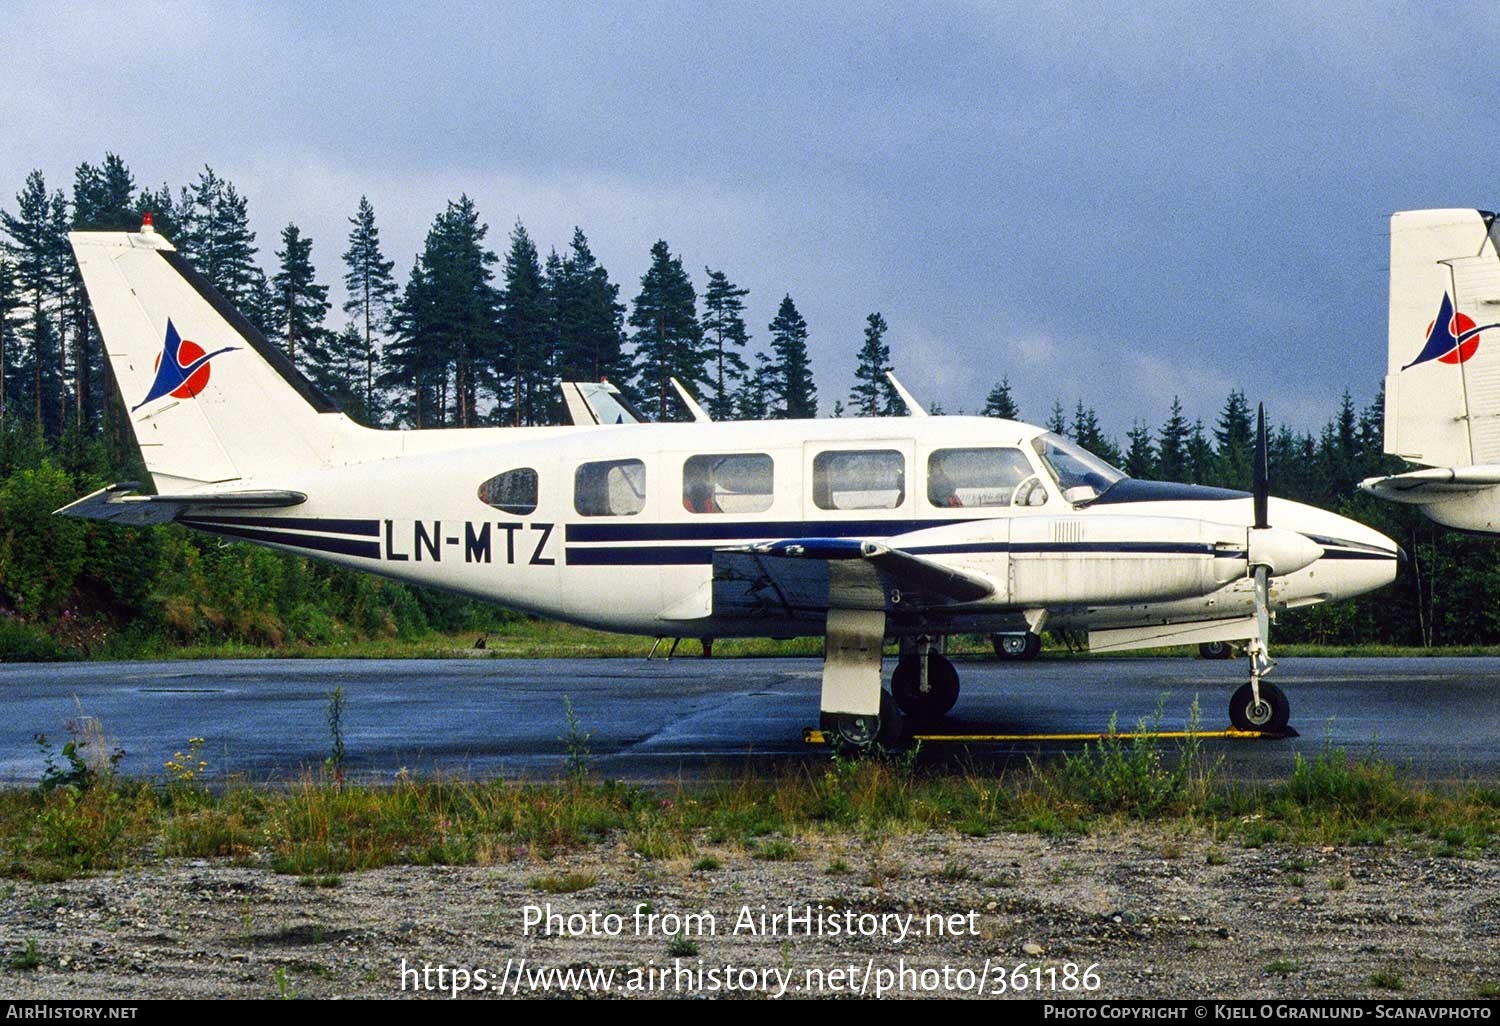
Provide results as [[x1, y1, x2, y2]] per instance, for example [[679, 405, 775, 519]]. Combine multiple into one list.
[[891, 636, 960, 719]]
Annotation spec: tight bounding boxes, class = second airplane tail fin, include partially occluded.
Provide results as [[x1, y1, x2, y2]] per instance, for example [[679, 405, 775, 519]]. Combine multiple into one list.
[[1386, 208, 1500, 468], [70, 221, 367, 493]]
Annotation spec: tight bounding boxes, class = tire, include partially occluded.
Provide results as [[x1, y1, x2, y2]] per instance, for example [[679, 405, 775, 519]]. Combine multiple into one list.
[[822, 690, 905, 753], [993, 632, 1042, 661], [1198, 640, 1235, 660], [891, 654, 961, 718], [1229, 681, 1290, 733]]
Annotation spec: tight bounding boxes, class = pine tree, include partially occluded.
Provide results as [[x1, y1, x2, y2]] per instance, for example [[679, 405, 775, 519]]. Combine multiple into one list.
[[177, 168, 262, 315], [0, 257, 16, 423], [498, 221, 551, 426], [700, 268, 750, 419], [554, 228, 629, 390], [1156, 396, 1189, 482], [629, 240, 703, 420], [341, 196, 396, 423], [0, 171, 67, 433], [1123, 421, 1156, 478], [767, 294, 817, 419], [981, 378, 1020, 419], [849, 312, 901, 416], [271, 223, 330, 367]]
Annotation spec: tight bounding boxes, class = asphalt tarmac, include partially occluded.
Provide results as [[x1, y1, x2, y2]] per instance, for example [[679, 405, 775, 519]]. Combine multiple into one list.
[[1, 655, 1496, 783]]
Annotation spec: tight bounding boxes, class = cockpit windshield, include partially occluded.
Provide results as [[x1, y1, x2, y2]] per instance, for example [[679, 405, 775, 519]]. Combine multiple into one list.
[[1031, 432, 1127, 504]]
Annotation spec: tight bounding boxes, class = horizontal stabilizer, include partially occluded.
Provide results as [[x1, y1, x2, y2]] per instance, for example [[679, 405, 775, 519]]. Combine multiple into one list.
[[710, 537, 995, 619], [1089, 615, 1257, 654], [1357, 465, 1500, 504], [55, 483, 308, 525]]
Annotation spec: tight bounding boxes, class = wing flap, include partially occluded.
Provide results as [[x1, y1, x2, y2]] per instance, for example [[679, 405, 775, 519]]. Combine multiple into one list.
[[710, 537, 995, 619]]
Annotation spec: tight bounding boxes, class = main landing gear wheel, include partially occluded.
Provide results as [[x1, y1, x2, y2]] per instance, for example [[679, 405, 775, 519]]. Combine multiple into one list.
[[993, 632, 1042, 661], [891, 653, 960, 719], [1198, 640, 1236, 660], [821, 690, 904, 753], [1229, 681, 1290, 733]]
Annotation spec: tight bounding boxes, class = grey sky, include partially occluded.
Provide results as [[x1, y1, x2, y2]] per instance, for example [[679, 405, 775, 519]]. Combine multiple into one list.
[[5, 2, 1497, 439]]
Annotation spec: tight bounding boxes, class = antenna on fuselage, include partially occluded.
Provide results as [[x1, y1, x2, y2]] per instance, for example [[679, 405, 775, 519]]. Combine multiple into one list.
[[884, 372, 929, 417], [670, 377, 713, 423]]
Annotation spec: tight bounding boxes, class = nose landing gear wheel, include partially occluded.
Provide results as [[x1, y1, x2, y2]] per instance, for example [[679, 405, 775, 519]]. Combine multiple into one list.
[[821, 690, 904, 753], [891, 653, 960, 719], [993, 631, 1042, 661], [1229, 681, 1289, 733]]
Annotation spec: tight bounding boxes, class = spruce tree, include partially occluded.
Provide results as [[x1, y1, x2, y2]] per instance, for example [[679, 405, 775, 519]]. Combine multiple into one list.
[[71, 155, 138, 427], [849, 312, 901, 416], [1156, 396, 1189, 482], [736, 350, 775, 420], [629, 240, 703, 420], [1212, 388, 1254, 488], [1071, 401, 1121, 464], [768, 295, 817, 419], [1046, 400, 1067, 435], [272, 223, 331, 367], [1187, 419, 1215, 485], [341, 196, 396, 423], [379, 258, 438, 428], [554, 228, 629, 390], [1123, 421, 1156, 478], [498, 221, 551, 425], [700, 268, 750, 419], [982, 378, 1020, 419], [304, 322, 371, 420]]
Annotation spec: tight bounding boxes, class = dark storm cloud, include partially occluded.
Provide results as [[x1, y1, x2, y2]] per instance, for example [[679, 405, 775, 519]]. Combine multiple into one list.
[[4, 2, 1499, 436]]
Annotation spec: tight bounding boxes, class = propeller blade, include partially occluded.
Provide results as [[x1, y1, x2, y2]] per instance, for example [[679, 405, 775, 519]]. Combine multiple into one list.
[[1253, 402, 1269, 530]]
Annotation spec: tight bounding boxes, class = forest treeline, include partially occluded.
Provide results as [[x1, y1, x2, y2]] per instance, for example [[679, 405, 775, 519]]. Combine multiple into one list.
[[0, 154, 1486, 658]]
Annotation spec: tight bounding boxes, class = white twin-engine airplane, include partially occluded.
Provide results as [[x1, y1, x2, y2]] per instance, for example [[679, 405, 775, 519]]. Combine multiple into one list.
[[1361, 209, 1500, 534], [61, 220, 1399, 747]]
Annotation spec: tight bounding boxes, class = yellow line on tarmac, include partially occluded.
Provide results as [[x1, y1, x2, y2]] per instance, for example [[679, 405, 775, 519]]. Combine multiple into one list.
[[803, 728, 1269, 745]]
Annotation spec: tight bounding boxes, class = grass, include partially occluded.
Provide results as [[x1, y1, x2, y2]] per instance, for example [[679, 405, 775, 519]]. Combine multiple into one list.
[[0, 727, 1495, 882], [529, 870, 598, 894], [1370, 970, 1405, 991]]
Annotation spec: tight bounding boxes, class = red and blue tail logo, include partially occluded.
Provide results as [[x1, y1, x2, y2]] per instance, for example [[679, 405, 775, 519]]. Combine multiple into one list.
[[131, 319, 238, 413], [1402, 293, 1500, 370]]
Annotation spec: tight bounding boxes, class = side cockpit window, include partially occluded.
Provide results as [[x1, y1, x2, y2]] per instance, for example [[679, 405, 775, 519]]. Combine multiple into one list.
[[926, 447, 1032, 508], [683, 453, 773, 514], [477, 467, 538, 515], [575, 458, 647, 517]]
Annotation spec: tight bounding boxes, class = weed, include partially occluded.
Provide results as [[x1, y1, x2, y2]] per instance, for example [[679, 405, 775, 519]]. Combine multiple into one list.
[[530, 871, 598, 894], [560, 697, 591, 786], [296, 875, 343, 889], [752, 839, 798, 862], [692, 856, 721, 872], [1265, 958, 1298, 975], [667, 936, 699, 957], [272, 964, 297, 999], [825, 858, 852, 875], [1205, 848, 1227, 866], [938, 860, 974, 882], [1328, 876, 1348, 891], [7, 938, 40, 970], [1476, 982, 1500, 999], [325, 686, 346, 790], [1369, 970, 1405, 991]]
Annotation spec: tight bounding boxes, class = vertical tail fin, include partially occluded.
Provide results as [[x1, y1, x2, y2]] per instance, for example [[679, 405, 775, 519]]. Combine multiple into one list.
[[70, 223, 364, 492], [1386, 209, 1500, 467]]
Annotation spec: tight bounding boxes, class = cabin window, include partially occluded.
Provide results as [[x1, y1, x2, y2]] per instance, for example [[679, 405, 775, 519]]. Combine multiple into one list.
[[811, 449, 905, 510], [477, 467, 539, 515], [926, 448, 1032, 508], [575, 458, 647, 516], [683, 453, 773, 514]]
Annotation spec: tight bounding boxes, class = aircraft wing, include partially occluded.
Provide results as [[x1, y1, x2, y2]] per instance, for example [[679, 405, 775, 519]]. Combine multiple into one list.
[[55, 482, 308, 525], [1358, 465, 1500, 503], [709, 537, 995, 621]]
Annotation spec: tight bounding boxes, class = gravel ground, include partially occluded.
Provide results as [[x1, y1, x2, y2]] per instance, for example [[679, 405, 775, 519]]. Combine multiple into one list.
[[2, 827, 1496, 1000]]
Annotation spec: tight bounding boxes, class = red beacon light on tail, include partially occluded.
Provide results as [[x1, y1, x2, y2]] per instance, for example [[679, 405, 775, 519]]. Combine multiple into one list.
[[140, 213, 155, 235]]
